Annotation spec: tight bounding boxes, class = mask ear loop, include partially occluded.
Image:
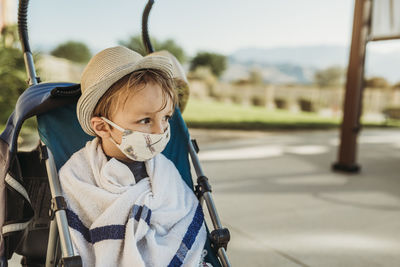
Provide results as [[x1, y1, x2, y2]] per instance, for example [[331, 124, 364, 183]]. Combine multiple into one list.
[[101, 116, 126, 147], [101, 117, 127, 132]]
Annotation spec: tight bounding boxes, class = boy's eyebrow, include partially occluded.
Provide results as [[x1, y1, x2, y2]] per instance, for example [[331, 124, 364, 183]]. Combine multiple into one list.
[[138, 111, 154, 115], [136, 109, 173, 116], [140, 105, 174, 115]]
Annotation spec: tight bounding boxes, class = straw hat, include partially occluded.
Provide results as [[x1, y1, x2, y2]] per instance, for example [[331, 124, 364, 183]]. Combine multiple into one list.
[[77, 46, 173, 136], [150, 50, 190, 112]]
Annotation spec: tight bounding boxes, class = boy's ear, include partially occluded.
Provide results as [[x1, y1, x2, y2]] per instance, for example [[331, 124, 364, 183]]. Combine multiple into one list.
[[90, 117, 112, 138]]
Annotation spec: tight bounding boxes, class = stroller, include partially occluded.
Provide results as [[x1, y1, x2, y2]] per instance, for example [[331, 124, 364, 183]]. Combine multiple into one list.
[[0, 0, 231, 266]]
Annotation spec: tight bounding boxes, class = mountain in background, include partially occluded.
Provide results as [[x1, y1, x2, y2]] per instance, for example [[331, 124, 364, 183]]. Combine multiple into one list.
[[34, 43, 400, 85], [223, 45, 400, 84]]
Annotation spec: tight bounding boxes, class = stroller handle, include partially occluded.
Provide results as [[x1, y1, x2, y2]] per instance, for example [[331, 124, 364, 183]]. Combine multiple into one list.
[[17, 0, 155, 84], [18, 0, 31, 53], [142, 0, 155, 54], [18, 0, 40, 85], [18, 0, 156, 55]]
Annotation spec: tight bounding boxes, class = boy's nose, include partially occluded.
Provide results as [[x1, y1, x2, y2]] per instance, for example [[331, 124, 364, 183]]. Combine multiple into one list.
[[151, 121, 166, 134]]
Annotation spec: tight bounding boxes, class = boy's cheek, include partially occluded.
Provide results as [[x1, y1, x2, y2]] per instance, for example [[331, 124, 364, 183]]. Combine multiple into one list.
[[109, 130, 124, 144]]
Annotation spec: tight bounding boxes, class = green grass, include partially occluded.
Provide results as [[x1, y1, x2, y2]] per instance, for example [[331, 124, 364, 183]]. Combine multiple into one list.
[[182, 99, 400, 130], [1, 100, 399, 133]]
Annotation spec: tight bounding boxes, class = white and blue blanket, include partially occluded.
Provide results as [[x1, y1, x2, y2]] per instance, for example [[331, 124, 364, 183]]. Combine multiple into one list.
[[59, 138, 207, 267]]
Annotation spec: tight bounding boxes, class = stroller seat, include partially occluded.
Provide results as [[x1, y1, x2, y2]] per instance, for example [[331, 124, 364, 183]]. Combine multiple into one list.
[[0, 82, 221, 266]]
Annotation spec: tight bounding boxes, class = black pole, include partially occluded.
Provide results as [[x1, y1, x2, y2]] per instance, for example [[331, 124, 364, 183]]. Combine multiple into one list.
[[18, 0, 31, 53], [17, 0, 39, 85], [142, 0, 155, 54]]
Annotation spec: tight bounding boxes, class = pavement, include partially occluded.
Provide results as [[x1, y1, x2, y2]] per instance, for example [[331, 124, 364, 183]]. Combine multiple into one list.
[[189, 128, 400, 267], [8, 127, 400, 266]]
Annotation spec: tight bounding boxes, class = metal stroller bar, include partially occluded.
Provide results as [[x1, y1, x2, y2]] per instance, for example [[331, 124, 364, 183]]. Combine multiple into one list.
[[189, 140, 232, 267], [18, 0, 39, 86], [41, 144, 74, 260], [45, 219, 60, 267], [17, 0, 81, 265], [142, 0, 155, 54]]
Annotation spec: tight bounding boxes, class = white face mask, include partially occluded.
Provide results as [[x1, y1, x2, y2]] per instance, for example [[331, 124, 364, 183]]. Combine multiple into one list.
[[101, 117, 170, 162]]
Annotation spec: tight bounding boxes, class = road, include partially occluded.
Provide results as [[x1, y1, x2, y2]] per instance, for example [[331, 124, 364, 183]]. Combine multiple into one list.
[[8, 128, 400, 266], [191, 128, 400, 267]]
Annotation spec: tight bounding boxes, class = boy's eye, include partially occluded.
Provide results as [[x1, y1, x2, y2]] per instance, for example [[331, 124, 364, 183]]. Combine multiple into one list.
[[164, 115, 172, 121], [138, 118, 151, 124]]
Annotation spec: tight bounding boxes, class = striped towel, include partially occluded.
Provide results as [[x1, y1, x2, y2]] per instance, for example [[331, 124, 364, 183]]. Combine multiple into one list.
[[59, 138, 207, 267]]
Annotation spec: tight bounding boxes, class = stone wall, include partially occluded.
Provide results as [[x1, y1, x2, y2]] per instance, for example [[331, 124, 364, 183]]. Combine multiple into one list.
[[36, 54, 84, 83], [189, 79, 400, 117]]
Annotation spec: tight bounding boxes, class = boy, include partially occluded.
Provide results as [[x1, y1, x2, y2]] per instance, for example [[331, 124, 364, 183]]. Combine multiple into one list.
[[59, 46, 210, 267]]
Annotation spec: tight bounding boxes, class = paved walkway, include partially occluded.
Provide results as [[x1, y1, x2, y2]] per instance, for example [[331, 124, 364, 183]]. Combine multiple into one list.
[[8, 128, 400, 266], [189, 128, 400, 267]]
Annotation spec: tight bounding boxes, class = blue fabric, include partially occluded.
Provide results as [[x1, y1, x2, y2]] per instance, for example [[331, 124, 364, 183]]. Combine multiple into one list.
[[0, 82, 77, 154], [168, 203, 204, 267], [37, 103, 92, 170], [66, 209, 126, 244], [67, 204, 152, 244], [129, 204, 152, 226]]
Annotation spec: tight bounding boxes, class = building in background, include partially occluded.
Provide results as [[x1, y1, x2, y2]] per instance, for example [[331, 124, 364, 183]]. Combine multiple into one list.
[[0, 0, 17, 33]]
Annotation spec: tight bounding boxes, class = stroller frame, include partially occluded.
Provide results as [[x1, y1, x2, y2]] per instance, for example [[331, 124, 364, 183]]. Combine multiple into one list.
[[1, 0, 231, 266], [42, 144, 79, 266]]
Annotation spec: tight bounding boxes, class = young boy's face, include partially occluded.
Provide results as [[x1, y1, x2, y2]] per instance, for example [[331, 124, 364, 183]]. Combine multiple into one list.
[[91, 81, 173, 161], [113, 81, 173, 134]]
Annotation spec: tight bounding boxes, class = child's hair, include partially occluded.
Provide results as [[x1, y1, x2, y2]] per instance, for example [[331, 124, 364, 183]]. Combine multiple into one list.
[[93, 68, 177, 120]]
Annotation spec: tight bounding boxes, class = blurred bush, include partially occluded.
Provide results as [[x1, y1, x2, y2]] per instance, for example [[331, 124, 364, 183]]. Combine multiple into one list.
[[298, 98, 315, 112], [364, 76, 390, 89], [188, 66, 219, 98], [314, 66, 345, 88], [190, 52, 227, 78], [51, 41, 91, 63], [248, 69, 264, 85], [251, 95, 266, 107], [119, 35, 186, 63], [274, 98, 287, 109], [230, 94, 243, 104], [382, 106, 400, 121], [0, 25, 27, 124]]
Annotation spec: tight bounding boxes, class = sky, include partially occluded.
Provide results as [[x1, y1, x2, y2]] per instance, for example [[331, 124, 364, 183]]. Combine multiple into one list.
[[7, 0, 400, 56]]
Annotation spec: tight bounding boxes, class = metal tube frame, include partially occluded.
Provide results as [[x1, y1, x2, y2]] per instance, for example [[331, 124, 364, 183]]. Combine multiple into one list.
[[188, 140, 232, 267], [45, 219, 59, 267], [42, 142, 78, 266], [18, 0, 40, 86], [17, 0, 78, 264], [23, 52, 38, 86]]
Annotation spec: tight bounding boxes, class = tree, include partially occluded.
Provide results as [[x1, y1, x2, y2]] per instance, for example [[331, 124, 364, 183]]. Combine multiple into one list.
[[364, 76, 390, 89], [1, 24, 19, 48], [119, 35, 186, 63], [51, 41, 91, 63], [392, 81, 400, 90], [190, 52, 227, 78], [248, 69, 263, 85], [314, 66, 344, 88], [0, 25, 27, 123]]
